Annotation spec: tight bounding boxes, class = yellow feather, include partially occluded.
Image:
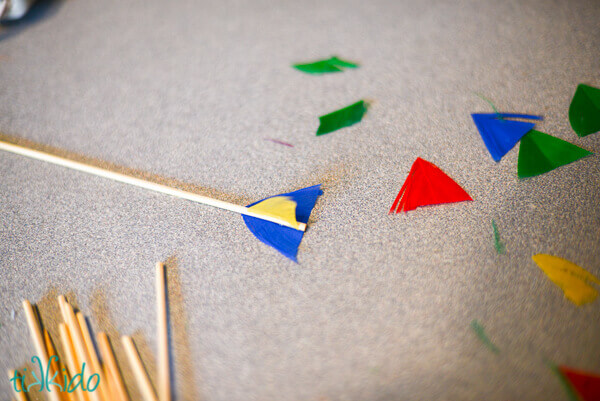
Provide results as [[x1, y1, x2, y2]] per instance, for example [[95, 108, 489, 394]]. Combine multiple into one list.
[[247, 196, 300, 229], [532, 254, 600, 306]]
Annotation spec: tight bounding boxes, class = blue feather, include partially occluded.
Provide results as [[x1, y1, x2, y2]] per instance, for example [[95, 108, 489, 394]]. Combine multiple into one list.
[[472, 113, 542, 162], [243, 185, 323, 262]]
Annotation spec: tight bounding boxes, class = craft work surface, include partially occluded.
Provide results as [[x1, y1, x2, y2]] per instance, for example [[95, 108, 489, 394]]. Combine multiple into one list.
[[1, 0, 599, 400]]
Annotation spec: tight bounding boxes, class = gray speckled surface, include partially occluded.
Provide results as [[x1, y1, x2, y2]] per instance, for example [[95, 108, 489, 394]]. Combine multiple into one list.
[[1, 0, 600, 400]]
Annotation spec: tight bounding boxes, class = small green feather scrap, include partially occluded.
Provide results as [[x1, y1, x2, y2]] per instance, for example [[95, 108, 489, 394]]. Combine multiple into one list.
[[293, 56, 359, 74], [547, 361, 580, 401], [470, 320, 500, 354], [492, 220, 506, 254]]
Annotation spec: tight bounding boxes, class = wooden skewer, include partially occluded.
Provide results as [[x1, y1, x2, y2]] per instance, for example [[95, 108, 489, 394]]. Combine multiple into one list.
[[156, 263, 171, 401], [97, 332, 129, 401], [43, 329, 75, 401], [121, 336, 158, 401], [57, 298, 102, 401], [22, 300, 62, 401], [75, 313, 110, 401], [58, 323, 89, 401], [43, 329, 62, 386], [101, 364, 115, 401], [0, 140, 306, 231], [58, 297, 69, 324], [7, 369, 28, 401]]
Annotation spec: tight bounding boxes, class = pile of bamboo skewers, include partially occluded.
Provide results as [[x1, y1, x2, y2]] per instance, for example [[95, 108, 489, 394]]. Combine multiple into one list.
[[9, 263, 171, 401]]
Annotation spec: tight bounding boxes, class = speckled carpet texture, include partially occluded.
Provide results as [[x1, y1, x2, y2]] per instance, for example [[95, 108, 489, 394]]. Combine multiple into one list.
[[1, 0, 599, 400]]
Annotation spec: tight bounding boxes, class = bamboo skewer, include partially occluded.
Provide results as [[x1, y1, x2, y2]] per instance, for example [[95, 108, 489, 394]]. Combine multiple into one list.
[[156, 263, 171, 401], [17, 271, 173, 401], [43, 330, 60, 377], [58, 323, 89, 401], [43, 330, 76, 401], [7, 369, 28, 401], [0, 140, 306, 231], [101, 365, 114, 401], [97, 333, 129, 401], [76, 313, 110, 401], [17, 296, 134, 401], [121, 336, 158, 401], [43, 329, 63, 391], [22, 300, 62, 401], [58, 299, 102, 401]]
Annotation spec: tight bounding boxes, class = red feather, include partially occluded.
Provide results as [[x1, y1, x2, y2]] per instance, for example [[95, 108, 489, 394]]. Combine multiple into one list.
[[560, 366, 600, 401], [390, 157, 472, 213]]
